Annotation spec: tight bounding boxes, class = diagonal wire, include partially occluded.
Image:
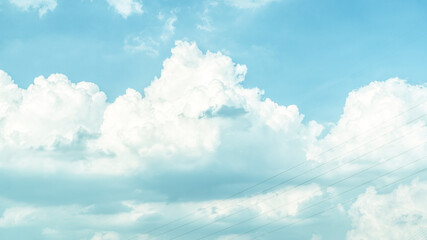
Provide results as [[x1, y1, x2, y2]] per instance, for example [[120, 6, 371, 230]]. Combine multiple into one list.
[[224, 152, 426, 240], [252, 167, 427, 240], [132, 102, 425, 239], [168, 119, 425, 239], [197, 146, 425, 240]]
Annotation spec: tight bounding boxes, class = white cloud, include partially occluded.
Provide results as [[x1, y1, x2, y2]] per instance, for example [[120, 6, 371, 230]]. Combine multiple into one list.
[[225, 0, 280, 9], [0, 70, 21, 121], [9, 0, 57, 17], [106, 0, 143, 18], [0, 41, 317, 174], [347, 180, 427, 240], [0, 73, 107, 150], [3, 42, 425, 178], [0, 207, 38, 227], [191, 184, 322, 221], [307, 79, 427, 175], [98, 41, 314, 168]]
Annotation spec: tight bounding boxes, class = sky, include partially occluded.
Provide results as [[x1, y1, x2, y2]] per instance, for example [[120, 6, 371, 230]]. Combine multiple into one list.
[[0, 0, 426, 240]]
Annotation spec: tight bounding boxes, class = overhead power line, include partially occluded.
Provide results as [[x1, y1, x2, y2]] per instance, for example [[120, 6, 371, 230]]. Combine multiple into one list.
[[167, 118, 425, 239], [252, 167, 427, 240], [176, 143, 426, 240]]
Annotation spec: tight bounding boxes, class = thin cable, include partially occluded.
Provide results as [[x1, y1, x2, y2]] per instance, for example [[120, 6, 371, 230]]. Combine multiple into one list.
[[168, 122, 424, 239], [225, 153, 426, 240], [253, 167, 427, 240], [135, 102, 425, 238], [161, 113, 426, 238], [197, 148, 425, 240]]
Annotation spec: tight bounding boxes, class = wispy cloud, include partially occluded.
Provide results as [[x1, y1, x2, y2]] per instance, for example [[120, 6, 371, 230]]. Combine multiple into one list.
[[197, 2, 217, 31], [124, 10, 178, 55], [160, 11, 178, 41], [124, 36, 159, 56], [9, 0, 57, 17], [105, 0, 143, 18]]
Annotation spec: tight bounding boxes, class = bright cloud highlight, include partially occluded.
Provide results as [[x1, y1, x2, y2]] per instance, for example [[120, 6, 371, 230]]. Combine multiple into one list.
[[347, 181, 427, 240]]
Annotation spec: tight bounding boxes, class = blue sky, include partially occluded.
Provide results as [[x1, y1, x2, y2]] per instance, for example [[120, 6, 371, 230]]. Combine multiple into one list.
[[0, 0, 426, 240], [2, 0, 427, 122]]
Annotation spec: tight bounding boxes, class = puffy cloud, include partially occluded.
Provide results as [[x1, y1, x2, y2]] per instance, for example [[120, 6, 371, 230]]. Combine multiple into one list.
[[0, 41, 323, 175], [0, 73, 107, 150], [106, 0, 143, 18], [307, 79, 427, 175], [2, 42, 425, 179], [225, 0, 280, 9], [9, 0, 57, 17], [0, 70, 21, 121], [0, 41, 318, 175], [97, 41, 313, 168], [347, 181, 427, 240]]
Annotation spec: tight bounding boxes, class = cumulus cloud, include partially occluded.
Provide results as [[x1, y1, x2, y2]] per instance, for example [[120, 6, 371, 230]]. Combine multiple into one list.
[[0, 72, 107, 150], [1, 41, 425, 179], [307, 79, 427, 175], [0, 70, 21, 121], [0, 41, 426, 240], [0, 41, 319, 174], [347, 181, 427, 240], [9, 0, 57, 17], [96, 41, 321, 174], [106, 0, 143, 18]]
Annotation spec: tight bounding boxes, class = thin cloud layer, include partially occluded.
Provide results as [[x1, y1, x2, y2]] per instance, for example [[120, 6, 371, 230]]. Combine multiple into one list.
[[106, 0, 143, 18], [9, 0, 57, 17]]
